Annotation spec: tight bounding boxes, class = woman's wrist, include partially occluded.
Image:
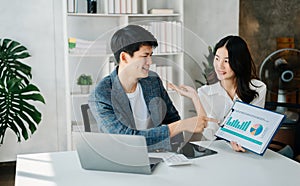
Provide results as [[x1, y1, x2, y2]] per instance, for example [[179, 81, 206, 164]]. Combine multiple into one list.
[[191, 92, 200, 104]]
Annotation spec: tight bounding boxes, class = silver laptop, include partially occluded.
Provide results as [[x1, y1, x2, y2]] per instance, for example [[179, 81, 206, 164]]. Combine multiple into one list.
[[74, 132, 161, 174]]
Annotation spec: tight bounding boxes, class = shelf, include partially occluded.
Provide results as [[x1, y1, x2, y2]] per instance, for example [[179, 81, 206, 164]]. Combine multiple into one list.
[[68, 53, 111, 57], [69, 52, 182, 57], [128, 13, 181, 17], [68, 13, 181, 17], [71, 92, 90, 97], [66, 0, 185, 150]]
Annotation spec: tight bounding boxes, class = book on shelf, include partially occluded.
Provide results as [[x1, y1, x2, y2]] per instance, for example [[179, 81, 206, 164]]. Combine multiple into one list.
[[114, 0, 121, 14], [140, 21, 182, 54], [110, 0, 138, 14], [150, 63, 157, 73], [132, 0, 138, 14], [159, 22, 166, 53], [155, 65, 173, 90], [176, 21, 182, 52], [156, 65, 167, 88], [108, 0, 115, 13], [171, 21, 177, 52], [165, 21, 172, 53], [126, 0, 132, 14], [120, 0, 126, 14], [67, 0, 75, 13], [215, 101, 285, 155], [166, 66, 173, 90], [149, 8, 174, 14]]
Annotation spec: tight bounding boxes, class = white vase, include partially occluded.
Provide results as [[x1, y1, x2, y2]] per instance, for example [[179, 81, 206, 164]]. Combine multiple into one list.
[[80, 85, 90, 94]]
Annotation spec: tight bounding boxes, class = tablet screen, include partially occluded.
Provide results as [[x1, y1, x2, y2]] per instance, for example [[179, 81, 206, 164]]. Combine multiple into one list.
[[179, 142, 217, 159]]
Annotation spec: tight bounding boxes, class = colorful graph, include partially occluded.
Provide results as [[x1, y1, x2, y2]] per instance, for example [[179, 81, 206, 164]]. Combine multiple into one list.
[[226, 117, 251, 131], [249, 124, 263, 136]]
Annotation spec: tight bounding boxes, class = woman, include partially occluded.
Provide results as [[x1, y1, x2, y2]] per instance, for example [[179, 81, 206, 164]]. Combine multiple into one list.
[[169, 35, 266, 152]]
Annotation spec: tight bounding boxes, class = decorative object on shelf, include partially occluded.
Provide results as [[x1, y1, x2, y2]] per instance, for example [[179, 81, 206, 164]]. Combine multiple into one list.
[[276, 37, 295, 49], [77, 74, 93, 94], [68, 37, 107, 56], [68, 37, 76, 50], [0, 38, 45, 144], [87, 0, 97, 13]]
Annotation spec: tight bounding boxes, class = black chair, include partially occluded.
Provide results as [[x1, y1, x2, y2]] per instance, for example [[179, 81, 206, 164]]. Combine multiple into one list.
[[80, 104, 98, 132]]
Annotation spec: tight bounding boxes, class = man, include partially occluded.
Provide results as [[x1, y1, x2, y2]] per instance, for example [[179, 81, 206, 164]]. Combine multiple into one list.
[[89, 25, 212, 151]]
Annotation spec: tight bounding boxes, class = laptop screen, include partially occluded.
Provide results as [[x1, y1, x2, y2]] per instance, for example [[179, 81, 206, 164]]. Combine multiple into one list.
[[74, 132, 161, 174]]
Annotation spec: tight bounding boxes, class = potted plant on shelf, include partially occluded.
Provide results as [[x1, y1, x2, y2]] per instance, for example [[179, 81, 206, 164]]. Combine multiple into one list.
[[0, 38, 45, 148], [77, 74, 93, 94], [195, 46, 218, 86]]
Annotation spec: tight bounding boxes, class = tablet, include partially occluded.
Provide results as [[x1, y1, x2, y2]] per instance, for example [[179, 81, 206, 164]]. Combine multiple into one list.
[[178, 142, 217, 159]]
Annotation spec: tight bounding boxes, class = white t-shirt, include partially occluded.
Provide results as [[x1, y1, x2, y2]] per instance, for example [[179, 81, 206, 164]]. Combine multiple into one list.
[[127, 83, 153, 130], [198, 79, 267, 140]]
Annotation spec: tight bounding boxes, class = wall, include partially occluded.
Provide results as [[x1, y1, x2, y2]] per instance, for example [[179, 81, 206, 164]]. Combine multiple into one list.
[[0, 0, 68, 161], [239, 0, 300, 68], [239, 0, 300, 154], [183, 0, 239, 118], [0, 0, 241, 160]]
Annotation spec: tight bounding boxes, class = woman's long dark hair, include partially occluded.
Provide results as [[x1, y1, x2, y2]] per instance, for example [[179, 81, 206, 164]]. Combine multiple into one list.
[[213, 35, 258, 103]]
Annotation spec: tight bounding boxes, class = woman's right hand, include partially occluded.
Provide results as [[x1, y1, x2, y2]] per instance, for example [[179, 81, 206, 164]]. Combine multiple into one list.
[[168, 116, 219, 137], [230, 141, 246, 152], [168, 83, 197, 99]]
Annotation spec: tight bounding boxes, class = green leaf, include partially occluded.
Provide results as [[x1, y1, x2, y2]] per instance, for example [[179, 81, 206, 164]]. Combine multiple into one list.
[[8, 120, 21, 142], [11, 100, 42, 124], [1, 39, 11, 51], [14, 52, 31, 59], [21, 93, 45, 104], [20, 84, 40, 92], [11, 45, 27, 54], [6, 40, 20, 52], [0, 38, 31, 84], [0, 38, 45, 144], [18, 110, 38, 135], [13, 115, 29, 140]]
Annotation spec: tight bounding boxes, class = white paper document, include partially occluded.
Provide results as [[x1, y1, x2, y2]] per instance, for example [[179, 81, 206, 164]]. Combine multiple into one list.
[[215, 101, 285, 155]]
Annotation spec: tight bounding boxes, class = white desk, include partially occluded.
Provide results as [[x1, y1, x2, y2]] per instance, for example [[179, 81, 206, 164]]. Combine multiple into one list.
[[15, 140, 300, 186]]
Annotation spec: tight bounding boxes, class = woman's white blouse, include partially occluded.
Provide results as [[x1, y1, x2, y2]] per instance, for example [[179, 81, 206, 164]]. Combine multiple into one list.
[[197, 79, 267, 140]]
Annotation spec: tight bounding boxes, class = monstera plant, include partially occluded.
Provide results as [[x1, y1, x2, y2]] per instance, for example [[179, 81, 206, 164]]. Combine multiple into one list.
[[0, 38, 45, 144]]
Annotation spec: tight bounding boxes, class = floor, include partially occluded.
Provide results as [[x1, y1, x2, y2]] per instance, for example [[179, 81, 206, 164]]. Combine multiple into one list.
[[0, 161, 16, 186]]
